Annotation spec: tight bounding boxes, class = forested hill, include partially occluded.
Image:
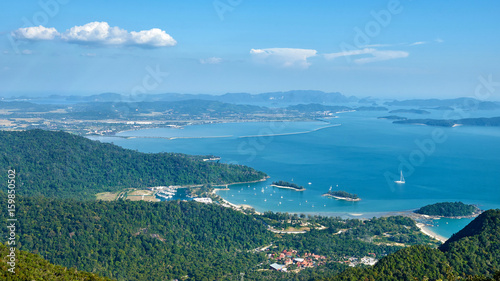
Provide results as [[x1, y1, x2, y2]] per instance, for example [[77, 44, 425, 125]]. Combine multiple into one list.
[[0, 197, 273, 280], [0, 129, 266, 199], [441, 209, 500, 250], [439, 210, 500, 276], [328, 209, 500, 280], [415, 202, 480, 217], [0, 243, 111, 280]]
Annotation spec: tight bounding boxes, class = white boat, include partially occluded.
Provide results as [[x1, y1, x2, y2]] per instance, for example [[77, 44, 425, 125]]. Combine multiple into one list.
[[394, 170, 405, 184]]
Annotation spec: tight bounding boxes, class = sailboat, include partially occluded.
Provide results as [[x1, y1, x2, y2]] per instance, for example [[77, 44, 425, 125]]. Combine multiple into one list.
[[394, 170, 405, 184]]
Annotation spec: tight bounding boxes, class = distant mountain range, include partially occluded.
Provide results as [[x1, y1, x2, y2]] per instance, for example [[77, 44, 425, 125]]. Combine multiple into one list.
[[15, 90, 358, 105], [7, 92, 500, 110]]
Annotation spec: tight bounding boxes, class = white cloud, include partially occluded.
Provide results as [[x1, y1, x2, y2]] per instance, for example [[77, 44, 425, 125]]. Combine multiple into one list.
[[21, 49, 33, 55], [250, 48, 317, 68], [324, 48, 408, 64], [362, 44, 393, 48], [361, 41, 429, 48], [355, 50, 408, 64], [11, 22, 176, 48], [324, 48, 375, 60], [200, 57, 223, 64], [409, 41, 426, 46], [129, 28, 176, 47], [62, 22, 128, 44], [435, 38, 444, 43], [11, 25, 60, 40]]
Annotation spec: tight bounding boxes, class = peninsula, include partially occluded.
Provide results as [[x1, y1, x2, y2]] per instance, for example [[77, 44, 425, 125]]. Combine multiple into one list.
[[414, 202, 482, 218], [322, 190, 360, 201], [271, 180, 306, 191]]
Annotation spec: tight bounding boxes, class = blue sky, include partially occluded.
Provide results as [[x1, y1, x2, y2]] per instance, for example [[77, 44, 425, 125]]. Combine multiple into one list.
[[1, 0, 499, 99]]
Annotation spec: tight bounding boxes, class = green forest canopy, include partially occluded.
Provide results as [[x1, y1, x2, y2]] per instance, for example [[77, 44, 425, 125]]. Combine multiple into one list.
[[328, 210, 500, 280], [0, 242, 110, 281], [0, 129, 266, 199], [415, 202, 479, 217]]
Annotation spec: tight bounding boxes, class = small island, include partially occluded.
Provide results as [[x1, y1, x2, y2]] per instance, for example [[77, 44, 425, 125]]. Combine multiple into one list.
[[389, 109, 431, 114], [394, 116, 500, 127], [322, 190, 360, 201], [271, 181, 306, 191], [414, 202, 482, 218], [378, 115, 408, 120]]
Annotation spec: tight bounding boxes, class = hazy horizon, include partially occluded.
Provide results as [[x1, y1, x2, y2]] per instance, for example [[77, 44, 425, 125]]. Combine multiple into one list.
[[2, 90, 500, 103]]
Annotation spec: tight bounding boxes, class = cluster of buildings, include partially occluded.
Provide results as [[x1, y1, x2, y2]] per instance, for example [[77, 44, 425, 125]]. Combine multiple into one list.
[[342, 254, 378, 267], [269, 249, 327, 271]]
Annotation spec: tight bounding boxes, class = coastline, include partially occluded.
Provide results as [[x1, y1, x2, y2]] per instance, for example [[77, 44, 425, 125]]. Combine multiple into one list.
[[112, 119, 332, 137], [416, 223, 447, 243], [213, 177, 269, 188], [412, 211, 483, 220], [270, 184, 306, 191], [206, 194, 459, 243], [238, 124, 340, 139], [322, 194, 361, 202]]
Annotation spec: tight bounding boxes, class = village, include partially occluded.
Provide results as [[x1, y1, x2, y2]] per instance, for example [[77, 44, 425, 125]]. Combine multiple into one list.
[[262, 248, 378, 272]]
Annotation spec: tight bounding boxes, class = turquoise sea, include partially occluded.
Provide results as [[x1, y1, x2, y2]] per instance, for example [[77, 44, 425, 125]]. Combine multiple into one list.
[[90, 110, 500, 239]]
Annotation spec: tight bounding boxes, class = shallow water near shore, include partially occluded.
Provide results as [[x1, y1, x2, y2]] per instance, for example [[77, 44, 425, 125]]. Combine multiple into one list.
[[90, 110, 500, 239]]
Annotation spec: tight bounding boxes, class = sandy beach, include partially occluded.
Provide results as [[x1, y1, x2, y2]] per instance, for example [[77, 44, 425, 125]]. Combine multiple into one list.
[[270, 184, 306, 191], [416, 223, 447, 243]]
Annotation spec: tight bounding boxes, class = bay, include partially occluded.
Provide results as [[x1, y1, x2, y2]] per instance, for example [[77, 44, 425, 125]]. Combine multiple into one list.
[[89, 110, 500, 238]]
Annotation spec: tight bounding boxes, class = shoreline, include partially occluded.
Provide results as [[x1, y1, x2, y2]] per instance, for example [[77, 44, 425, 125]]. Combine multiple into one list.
[[238, 124, 340, 139], [207, 194, 461, 243], [416, 223, 447, 243], [111, 119, 332, 137], [213, 177, 269, 188], [412, 211, 483, 220], [322, 194, 361, 202], [270, 184, 306, 191]]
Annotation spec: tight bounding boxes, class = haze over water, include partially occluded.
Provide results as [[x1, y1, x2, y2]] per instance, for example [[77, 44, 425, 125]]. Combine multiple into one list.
[[91, 110, 500, 238]]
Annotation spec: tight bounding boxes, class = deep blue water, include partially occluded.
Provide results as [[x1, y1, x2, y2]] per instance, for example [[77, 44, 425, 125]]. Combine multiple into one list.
[[89, 110, 500, 238]]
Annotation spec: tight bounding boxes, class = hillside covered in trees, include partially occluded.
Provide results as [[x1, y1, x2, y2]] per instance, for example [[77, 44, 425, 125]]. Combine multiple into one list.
[[0, 242, 110, 281], [415, 202, 481, 217], [0, 196, 273, 280], [0, 193, 442, 281], [0, 129, 266, 199], [328, 209, 500, 280], [2, 129, 500, 280]]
